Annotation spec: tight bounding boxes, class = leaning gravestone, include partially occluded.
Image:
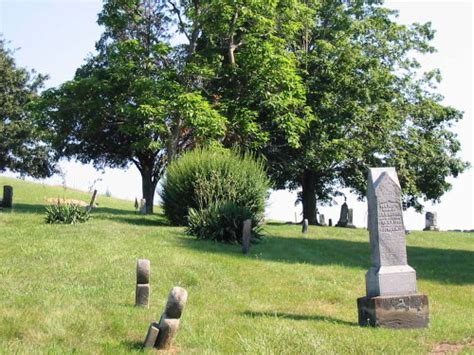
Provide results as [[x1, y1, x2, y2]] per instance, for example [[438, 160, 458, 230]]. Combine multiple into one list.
[[357, 168, 429, 328], [302, 218, 309, 233], [335, 201, 349, 227], [423, 212, 439, 231], [319, 214, 327, 226], [136, 259, 151, 307], [346, 209, 356, 228], [2, 185, 13, 208], [242, 219, 251, 254], [144, 287, 188, 350]]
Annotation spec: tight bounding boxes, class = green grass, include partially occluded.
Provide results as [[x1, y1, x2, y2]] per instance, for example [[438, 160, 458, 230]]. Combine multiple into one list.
[[1, 176, 473, 354]]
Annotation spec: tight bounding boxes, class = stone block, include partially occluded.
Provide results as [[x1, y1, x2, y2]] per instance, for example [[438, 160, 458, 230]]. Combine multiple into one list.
[[136, 284, 150, 307], [357, 294, 429, 328], [143, 322, 160, 348]]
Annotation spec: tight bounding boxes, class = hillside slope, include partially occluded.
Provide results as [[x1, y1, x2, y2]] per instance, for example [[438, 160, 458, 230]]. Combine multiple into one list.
[[1, 176, 473, 353]]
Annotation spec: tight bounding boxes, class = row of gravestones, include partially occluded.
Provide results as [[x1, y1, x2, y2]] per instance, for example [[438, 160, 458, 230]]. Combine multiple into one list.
[[305, 203, 441, 231], [134, 259, 189, 350], [298, 168, 430, 328]]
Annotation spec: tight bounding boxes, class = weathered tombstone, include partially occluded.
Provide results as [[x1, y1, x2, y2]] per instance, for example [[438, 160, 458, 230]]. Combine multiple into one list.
[[242, 219, 251, 254], [143, 287, 188, 350], [328, 218, 332, 227], [2, 185, 13, 208], [335, 200, 349, 227], [423, 212, 439, 231], [357, 168, 429, 328], [139, 199, 146, 214], [319, 214, 327, 226], [346, 209, 356, 228], [136, 259, 150, 307], [302, 218, 308, 233]]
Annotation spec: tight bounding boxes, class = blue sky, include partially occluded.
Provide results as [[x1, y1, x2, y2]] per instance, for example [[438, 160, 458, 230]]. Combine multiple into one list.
[[1, 0, 472, 230]]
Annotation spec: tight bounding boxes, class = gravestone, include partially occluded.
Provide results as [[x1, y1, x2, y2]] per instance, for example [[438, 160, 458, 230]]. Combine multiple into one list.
[[335, 201, 349, 227], [143, 287, 188, 350], [328, 218, 332, 227], [2, 185, 13, 208], [139, 199, 147, 214], [87, 189, 98, 212], [136, 259, 150, 307], [357, 168, 429, 328], [319, 214, 327, 226], [242, 219, 251, 254], [423, 212, 439, 231], [346, 209, 356, 228], [302, 218, 308, 233]]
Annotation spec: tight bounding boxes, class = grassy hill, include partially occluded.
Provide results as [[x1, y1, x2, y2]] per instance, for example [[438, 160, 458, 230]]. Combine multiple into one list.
[[0, 176, 473, 354]]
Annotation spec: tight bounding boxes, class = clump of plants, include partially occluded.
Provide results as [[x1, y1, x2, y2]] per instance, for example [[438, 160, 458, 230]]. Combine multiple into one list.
[[160, 147, 270, 243], [45, 203, 90, 224]]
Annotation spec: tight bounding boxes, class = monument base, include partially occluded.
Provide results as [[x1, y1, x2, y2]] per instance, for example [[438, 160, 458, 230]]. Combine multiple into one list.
[[357, 294, 429, 329]]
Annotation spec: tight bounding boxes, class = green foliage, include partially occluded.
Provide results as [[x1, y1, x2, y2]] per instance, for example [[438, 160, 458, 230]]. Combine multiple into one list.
[[187, 202, 262, 244], [44, 203, 90, 224], [160, 148, 270, 226], [0, 38, 54, 178]]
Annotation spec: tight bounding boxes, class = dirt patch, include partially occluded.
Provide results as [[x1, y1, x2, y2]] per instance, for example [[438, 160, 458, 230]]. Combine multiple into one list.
[[45, 198, 89, 207], [431, 341, 474, 354]]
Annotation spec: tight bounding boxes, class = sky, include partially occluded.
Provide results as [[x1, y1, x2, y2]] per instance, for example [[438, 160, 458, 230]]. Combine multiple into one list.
[[0, 0, 472, 230]]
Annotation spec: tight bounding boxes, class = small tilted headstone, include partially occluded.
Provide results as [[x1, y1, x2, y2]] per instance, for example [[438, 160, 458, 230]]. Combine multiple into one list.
[[136, 259, 150, 307], [357, 168, 429, 329], [86, 189, 98, 212], [143, 286, 188, 350], [319, 214, 327, 226], [302, 218, 308, 233], [242, 219, 251, 254], [2, 185, 13, 208], [423, 212, 439, 231]]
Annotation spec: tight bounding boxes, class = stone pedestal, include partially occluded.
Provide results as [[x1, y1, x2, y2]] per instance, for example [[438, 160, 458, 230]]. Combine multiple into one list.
[[357, 294, 429, 328]]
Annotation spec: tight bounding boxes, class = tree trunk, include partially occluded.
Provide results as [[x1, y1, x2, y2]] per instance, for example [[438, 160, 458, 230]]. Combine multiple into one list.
[[302, 169, 318, 225], [141, 165, 157, 214]]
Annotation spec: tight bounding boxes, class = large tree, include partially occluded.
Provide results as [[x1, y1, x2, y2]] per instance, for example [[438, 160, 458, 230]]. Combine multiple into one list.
[[0, 38, 54, 178], [263, 1, 469, 223], [37, 0, 226, 213]]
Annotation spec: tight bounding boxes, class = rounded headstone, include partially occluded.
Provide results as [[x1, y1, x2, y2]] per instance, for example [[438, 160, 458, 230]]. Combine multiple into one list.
[[137, 259, 150, 284], [165, 287, 188, 319]]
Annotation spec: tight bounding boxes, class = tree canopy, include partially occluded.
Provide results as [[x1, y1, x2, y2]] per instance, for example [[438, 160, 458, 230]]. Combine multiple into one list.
[[0, 38, 54, 178]]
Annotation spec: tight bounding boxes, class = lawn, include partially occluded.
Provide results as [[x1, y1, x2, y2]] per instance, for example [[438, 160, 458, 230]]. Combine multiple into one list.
[[0, 176, 473, 354]]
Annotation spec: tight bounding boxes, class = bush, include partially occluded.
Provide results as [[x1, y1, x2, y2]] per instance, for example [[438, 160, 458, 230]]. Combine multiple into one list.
[[160, 147, 271, 226], [45, 203, 90, 224], [187, 202, 263, 243]]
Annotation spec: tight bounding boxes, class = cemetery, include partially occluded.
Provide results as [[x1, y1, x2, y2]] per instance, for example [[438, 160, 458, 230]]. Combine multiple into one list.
[[1, 0, 473, 353], [0, 175, 473, 353]]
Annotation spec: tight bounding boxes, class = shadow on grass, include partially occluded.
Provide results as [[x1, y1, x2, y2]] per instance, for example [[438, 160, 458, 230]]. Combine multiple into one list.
[[179, 236, 474, 285], [120, 340, 143, 351], [242, 310, 358, 326]]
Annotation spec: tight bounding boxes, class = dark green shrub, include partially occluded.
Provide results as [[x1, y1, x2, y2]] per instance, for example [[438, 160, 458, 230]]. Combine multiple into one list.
[[45, 203, 90, 224], [187, 202, 263, 243], [160, 147, 271, 226]]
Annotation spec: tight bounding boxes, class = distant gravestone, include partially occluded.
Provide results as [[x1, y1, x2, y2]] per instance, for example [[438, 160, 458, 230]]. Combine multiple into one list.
[[139, 199, 147, 214], [423, 212, 439, 231], [144, 287, 188, 350], [357, 168, 429, 328], [302, 218, 308, 233], [136, 259, 150, 307], [319, 214, 327, 226], [242, 219, 251, 254], [328, 218, 332, 227], [346, 209, 356, 228], [335, 201, 349, 227], [2, 185, 13, 208]]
